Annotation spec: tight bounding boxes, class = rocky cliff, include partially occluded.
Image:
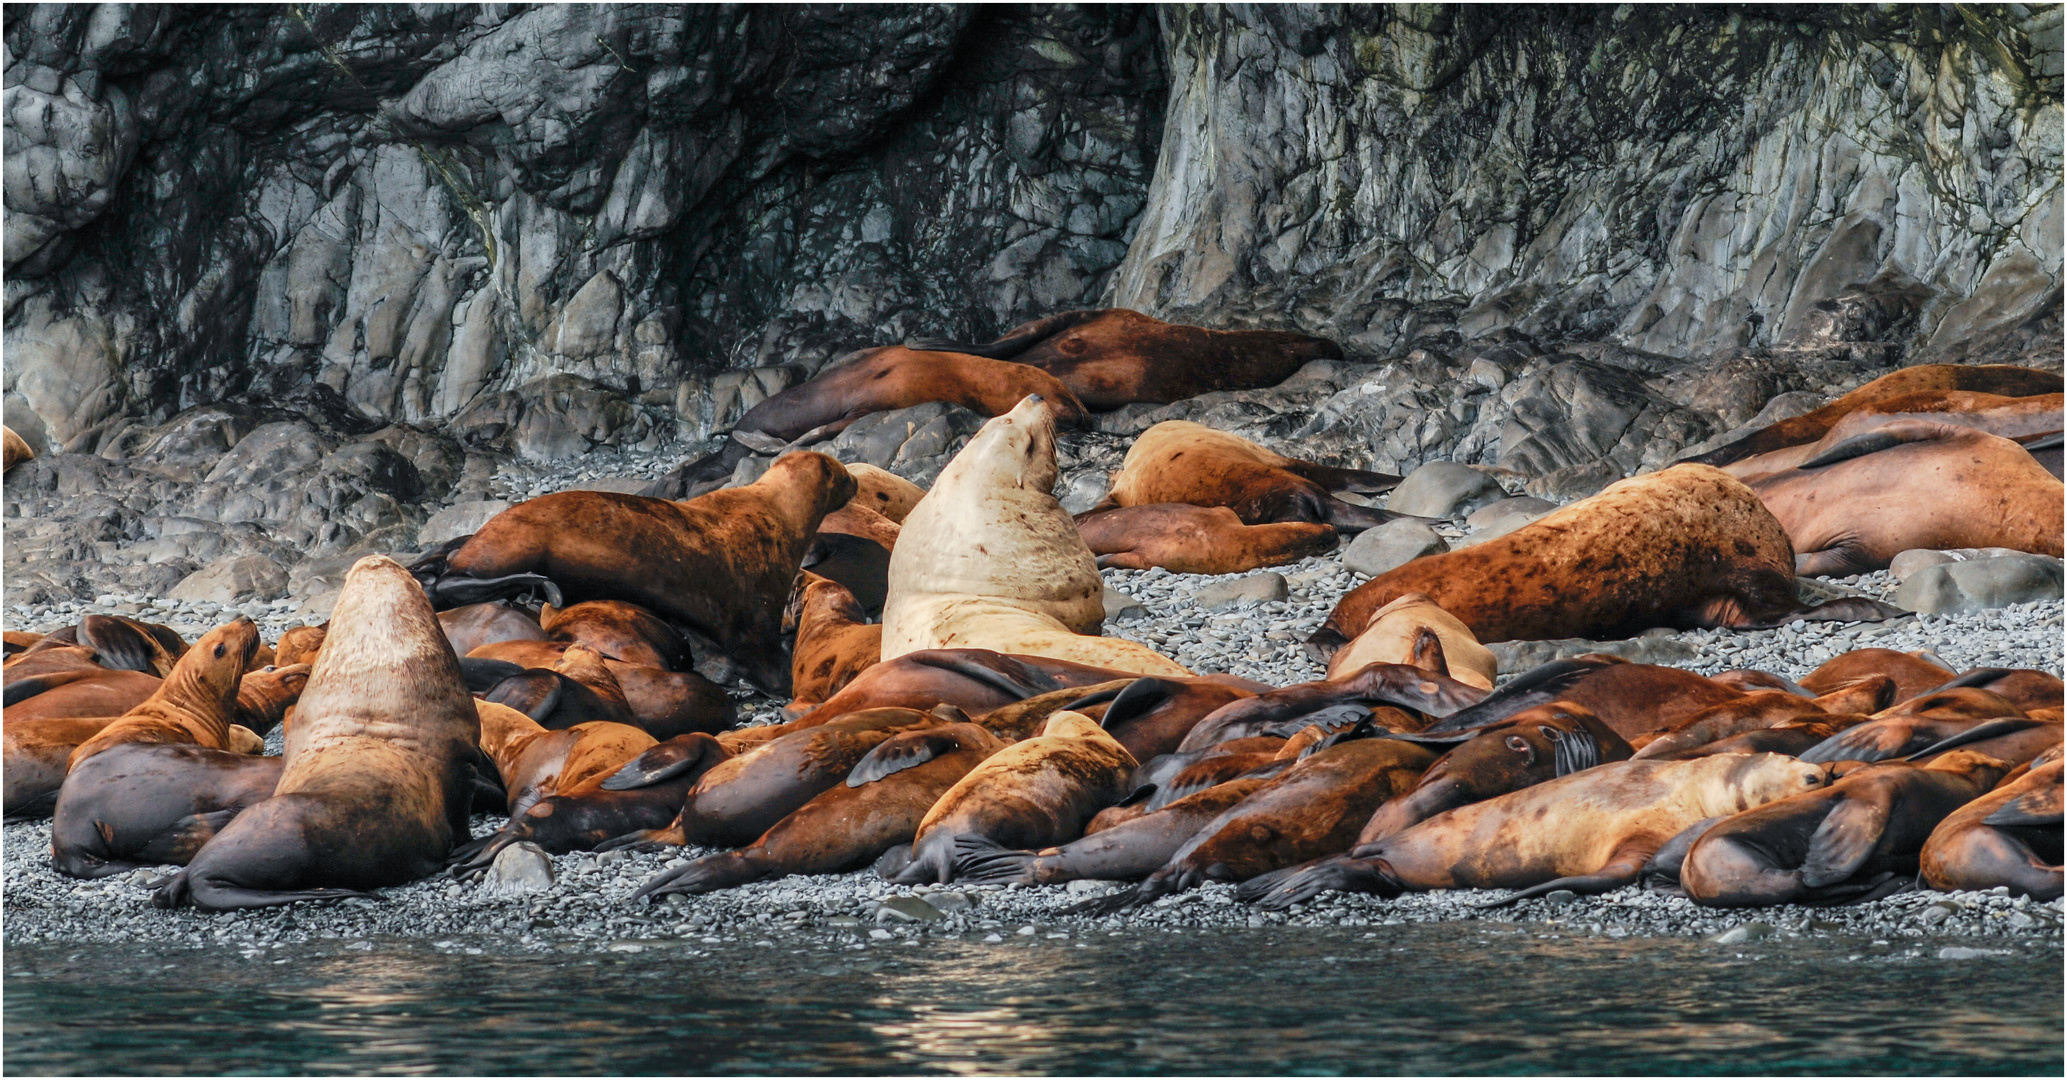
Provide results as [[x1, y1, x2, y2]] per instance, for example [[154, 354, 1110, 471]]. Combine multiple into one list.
[[4, 3, 2061, 608]]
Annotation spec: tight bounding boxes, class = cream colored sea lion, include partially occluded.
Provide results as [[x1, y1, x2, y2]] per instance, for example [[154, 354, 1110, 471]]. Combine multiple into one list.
[[154, 555, 482, 910], [881, 395, 1190, 677], [66, 619, 261, 771], [1324, 593, 1496, 690], [1919, 750, 2062, 900], [2, 425, 32, 472], [1093, 420, 1403, 532], [1313, 464, 1901, 651]]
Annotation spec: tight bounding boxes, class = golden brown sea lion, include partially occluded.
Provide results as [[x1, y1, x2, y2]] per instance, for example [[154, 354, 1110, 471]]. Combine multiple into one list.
[[1360, 703, 1633, 842], [1682, 751, 2013, 906], [1093, 421, 1403, 533], [417, 450, 857, 692], [845, 462, 925, 523], [892, 710, 1137, 884], [49, 742, 284, 878], [154, 555, 482, 910], [1073, 503, 1338, 575], [1747, 421, 2063, 575], [1798, 648, 1956, 703], [1241, 753, 1831, 909], [1324, 593, 1496, 690], [779, 649, 1137, 733], [67, 620, 260, 771], [907, 308, 1344, 411], [2, 669, 162, 723], [474, 698, 655, 818], [1629, 687, 1872, 760], [232, 663, 311, 734], [629, 723, 1007, 898], [1683, 364, 2062, 469], [1313, 465, 1901, 652], [3, 630, 44, 656], [274, 624, 327, 667], [881, 396, 1190, 677], [3, 425, 32, 472], [787, 574, 883, 713], [1724, 391, 2067, 480], [1919, 752, 2062, 899], [539, 600, 690, 671], [437, 602, 545, 659]]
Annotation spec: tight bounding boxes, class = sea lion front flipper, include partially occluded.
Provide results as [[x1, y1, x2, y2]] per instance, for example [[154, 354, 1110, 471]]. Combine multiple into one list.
[[459, 657, 529, 693], [1799, 722, 1915, 764], [153, 870, 380, 911], [599, 734, 729, 791], [1801, 796, 1894, 888], [1544, 726, 1601, 777], [631, 852, 767, 901], [1092, 678, 1176, 727], [1985, 783, 2064, 828], [848, 729, 955, 787], [78, 614, 161, 674], [136, 809, 244, 865], [485, 671, 563, 723], [1903, 718, 2048, 762], [1283, 461, 1403, 496]]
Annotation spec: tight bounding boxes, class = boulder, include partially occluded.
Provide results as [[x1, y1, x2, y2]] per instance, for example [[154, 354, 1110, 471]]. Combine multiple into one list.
[[1196, 572, 1288, 610], [1887, 547, 2029, 583], [1386, 461, 1506, 519], [1458, 496, 1559, 545], [1103, 585, 1147, 622], [168, 555, 290, 604], [419, 500, 511, 547], [1489, 633, 1698, 674], [1893, 555, 2065, 616], [1341, 518, 1448, 577], [485, 841, 555, 897]]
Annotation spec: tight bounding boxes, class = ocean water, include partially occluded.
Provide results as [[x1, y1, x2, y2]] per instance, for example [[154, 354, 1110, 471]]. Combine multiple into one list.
[[6, 924, 2060, 1075]]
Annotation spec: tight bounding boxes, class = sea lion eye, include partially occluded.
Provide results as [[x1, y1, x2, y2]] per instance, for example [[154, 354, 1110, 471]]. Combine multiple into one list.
[[214, 644, 226, 658], [1505, 736, 1530, 753]]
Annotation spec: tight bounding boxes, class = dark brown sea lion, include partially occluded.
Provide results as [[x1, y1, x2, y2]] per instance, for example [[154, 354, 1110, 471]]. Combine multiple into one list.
[[464, 638, 733, 739], [1313, 465, 1902, 653], [1797, 711, 2044, 765], [1682, 364, 2062, 469], [629, 723, 1008, 899], [4, 718, 261, 821], [601, 707, 946, 851], [1920, 752, 2062, 900], [475, 699, 655, 818], [67, 620, 260, 770], [416, 450, 857, 693], [1078, 738, 1440, 912], [908, 308, 1344, 411], [1746, 421, 2064, 575], [1798, 648, 1956, 703], [1724, 390, 2067, 480], [1360, 703, 1633, 842], [1087, 676, 1260, 762], [1074, 504, 1338, 575], [786, 573, 882, 714], [1176, 663, 1489, 752], [1240, 753, 1829, 909], [1093, 421, 1403, 533], [1682, 751, 2013, 906], [639, 348, 1087, 498], [893, 711, 1137, 884], [483, 644, 641, 732], [1878, 686, 2027, 722], [804, 505, 898, 616], [788, 649, 1137, 730], [154, 555, 482, 910], [50, 743, 284, 878], [1707, 669, 1813, 696], [438, 601, 545, 659], [956, 777, 1274, 886], [274, 624, 327, 667], [1629, 686, 1879, 759]]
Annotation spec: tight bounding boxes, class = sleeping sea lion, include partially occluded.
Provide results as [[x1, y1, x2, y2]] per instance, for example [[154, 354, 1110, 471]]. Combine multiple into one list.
[[483, 644, 641, 732], [1361, 703, 1633, 841], [1920, 668, 2066, 715], [3, 716, 255, 820], [1681, 751, 2014, 906], [786, 574, 882, 714], [3, 425, 32, 472], [274, 624, 327, 667], [1723, 391, 2066, 480], [1630, 684, 1885, 760], [806, 502, 900, 614], [415, 450, 856, 692], [1312, 465, 1902, 652], [154, 555, 483, 910], [880, 395, 1190, 677], [539, 600, 691, 671], [783, 649, 1138, 733], [466, 638, 733, 739], [1241, 753, 1831, 909], [1082, 676, 1260, 762], [1074, 504, 1338, 575], [474, 699, 655, 818], [50, 743, 284, 879], [955, 777, 1273, 886], [845, 462, 925, 523], [1324, 593, 1497, 690], [67, 619, 260, 771], [1798, 648, 1956, 703], [437, 602, 545, 659], [1092, 421, 1403, 533], [1177, 663, 1490, 752], [1919, 752, 2063, 899], [2, 669, 162, 723]]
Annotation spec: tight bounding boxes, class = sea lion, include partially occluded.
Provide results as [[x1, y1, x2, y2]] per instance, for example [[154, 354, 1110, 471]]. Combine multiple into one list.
[[3, 425, 31, 472], [1240, 753, 1831, 909], [1661, 717, 1871, 760], [1746, 420, 2063, 575], [1629, 685, 1883, 760], [466, 639, 733, 739], [1922, 667, 2065, 715], [3, 630, 43, 656], [1682, 751, 2014, 906], [1312, 465, 1901, 652], [1324, 593, 1497, 690], [628, 723, 1007, 899], [1084, 676, 1260, 762], [600, 707, 946, 851], [1919, 753, 2063, 899], [1092, 421, 1403, 533], [1074, 504, 1338, 575], [1177, 663, 1491, 752], [1723, 391, 2067, 480], [784, 649, 1138, 732], [437, 602, 545, 659], [475, 698, 655, 817], [154, 555, 482, 910], [806, 502, 900, 614], [1798, 648, 1956, 703], [1905, 717, 2062, 770], [956, 777, 1273, 886], [1682, 364, 2062, 469], [845, 462, 926, 522], [449, 733, 732, 875], [880, 395, 1190, 677], [1361, 703, 1633, 842], [787, 574, 883, 713], [2, 669, 162, 723], [67, 619, 260, 770], [483, 644, 641, 732], [539, 600, 691, 671], [415, 450, 857, 693], [6, 615, 182, 680], [1078, 737, 1440, 911], [232, 663, 311, 734], [906, 308, 1344, 411], [639, 348, 1088, 498], [3, 718, 263, 820], [892, 710, 1137, 884], [274, 624, 327, 667], [49, 743, 284, 879]]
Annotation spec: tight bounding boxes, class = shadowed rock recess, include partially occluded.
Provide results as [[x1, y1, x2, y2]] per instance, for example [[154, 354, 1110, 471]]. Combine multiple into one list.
[[4, 4, 2060, 607]]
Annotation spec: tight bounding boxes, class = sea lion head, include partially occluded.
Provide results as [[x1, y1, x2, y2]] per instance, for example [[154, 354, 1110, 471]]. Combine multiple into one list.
[[955, 394, 1061, 493], [1727, 751, 1836, 808], [758, 450, 860, 526], [179, 618, 262, 705]]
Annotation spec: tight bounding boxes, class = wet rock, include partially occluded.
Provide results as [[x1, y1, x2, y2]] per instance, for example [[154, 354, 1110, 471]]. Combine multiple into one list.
[[1387, 462, 1507, 520], [486, 842, 556, 897], [1920, 902, 1957, 926], [1938, 946, 2013, 960], [1710, 921, 1774, 945], [1196, 573, 1288, 610], [1341, 518, 1448, 577], [420, 501, 512, 547], [922, 891, 974, 914], [875, 896, 944, 924], [1894, 555, 2065, 616], [167, 555, 289, 604]]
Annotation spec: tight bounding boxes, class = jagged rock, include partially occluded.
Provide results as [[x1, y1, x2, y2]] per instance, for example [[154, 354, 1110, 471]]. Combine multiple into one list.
[[1058, 471, 1111, 516], [1388, 462, 1507, 519], [1196, 573, 1288, 610], [825, 402, 985, 485], [1894, 555, 2066, 616], [167, 555, 290, 604], [419, 500, 511, 547], [1341, 519, 1448, 578]]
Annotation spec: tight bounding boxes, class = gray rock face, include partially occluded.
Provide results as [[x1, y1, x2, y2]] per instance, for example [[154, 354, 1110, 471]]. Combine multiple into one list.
[[1387, 462, 1507, 519], [1341, 519, 1448, 578], [1893, 555, 2066, 615]]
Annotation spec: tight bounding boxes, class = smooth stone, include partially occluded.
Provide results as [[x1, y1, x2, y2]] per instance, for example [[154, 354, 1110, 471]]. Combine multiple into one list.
[[1710, 921, 1773, 945], [1489, 634, 1698, 673], [1888, 546, 2030, 582], [1386, 461, 1507, 519], [1059, 470, 1110, 516], [1937, 946, 2010, 959], [1893, 554, 2064, 615], [1064, 879, 1123, 895], [418, 499, 510, 547], [1542, 889, 1578, 906], [1103, 585, 1147, 622], [1341, 518, 1448, 577], [922, 891, 974, 913], [1196, 572, 1288, 610], [1464, 496, 1558, 532], [1920, 902, 1957, 926], [562, 477, 650, 494], [875, 896, 944, 924]]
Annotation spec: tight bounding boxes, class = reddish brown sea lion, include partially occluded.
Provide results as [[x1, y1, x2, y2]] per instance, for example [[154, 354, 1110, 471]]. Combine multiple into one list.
[[1683, 364, 2062, 469], [1919, 752, 2062, 899], [1241, 753, 1830, 909], [274, 624, 327, 667], [154, 555, 483, 910], [483, 644, 641, 732], [475, 698, 655, 818], [417, 450, 857, 693], [1799, 648, 1956, 703], [50, 742, 284, 878], [1094, 421, 1404, 533], [540, 600, 691, 671], [1083, 676, 1260, 762], [787, 574, 883, 714], [957, 777, 1274, 886], [3, 630, 43, 656], [1074, 504, 1338, 575], [1682, 751, 2013, 906], [1629, 687, 1873, 760], [1725, 390, 2067, 479], [232, 664, 311, 734], [438, 602, 545, 659], [1919, 667, 2066, 715], [1360, 703, 1633, 842], [907, 308, 1344, 411], [2, 670, 162, 723], [1178, 663, 1490, 752], [629, 723, 1008, 899], [466, 638, 733, 739], [1747, 420, 2064, 575], [1313, 465, 1901, 652], [67, 620, 260, 770], [3, 425, 32, 472]]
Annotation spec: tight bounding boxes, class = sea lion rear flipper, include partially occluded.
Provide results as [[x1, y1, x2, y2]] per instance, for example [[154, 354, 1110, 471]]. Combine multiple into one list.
[[1800, 797, 1894, 888], [913, 650, 1060, 700], [486, 671, 563, 723], [154, 870, 380, 911], [1261, 703, 1370, 741], [872, 843, 915, 880], [1320, 498, 1425, 535], [1984, 784, 2064, 828], [638, 440, 753, 500], [951, 835, 1041, 885], [1477, 846, 1653, 908], [848, 729, 955, 787], [631, 852, 766, 901], [1283, 461, 1403, 495], [600, 734, 729, 791], [1903, 718, 2047, 761], [1641, 817, 1728, 889], [1240, 854, 1404, 910], [77, 615, 158, 673], [449, 832, 516, 877]]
